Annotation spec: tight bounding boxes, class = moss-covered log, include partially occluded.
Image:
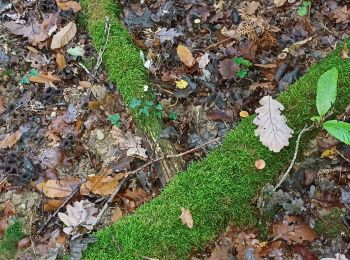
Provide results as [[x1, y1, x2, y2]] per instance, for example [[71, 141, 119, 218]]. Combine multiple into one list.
[[80, 0, 185, 186], [81, 0, 350, 258]]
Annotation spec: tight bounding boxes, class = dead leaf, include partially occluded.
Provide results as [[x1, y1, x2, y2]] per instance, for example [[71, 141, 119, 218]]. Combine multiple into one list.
[[44, 199, 64, 211], [253, 96, 294, 153], [30, 71, 61, 84], [332, 6, 350, 24], [80, 173, 124, 196], [56, 52, 66, 69], [249, 82, 275, 91], [209, 238, 232, 260], [254, 63, 277, 69], [177, 45, 195, 67], [111, 207, 123, 222], [0, 130, 21, 149], [219, 58, 240, 79], [274, 0, 287, 7], [179, 207, 193, 228], [56, 0, 81, 12], [196, 52, 210, 69], [340, 43, 349, 59], [0, 96, 6, 114], [244, 1, 260, 15], [37, 178, 80, 198], [272, 216, 317, 244], [58, 200, 97, 236], [51, 21, 77, 49], [124, 187, 149, 201], [79, 81, 92, 88]]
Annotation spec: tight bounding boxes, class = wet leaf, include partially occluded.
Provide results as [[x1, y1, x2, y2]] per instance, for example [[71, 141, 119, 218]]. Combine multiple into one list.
[[51, 22, 77, 49], [179, 207, 193, 228], [177, 45, 195, 67]]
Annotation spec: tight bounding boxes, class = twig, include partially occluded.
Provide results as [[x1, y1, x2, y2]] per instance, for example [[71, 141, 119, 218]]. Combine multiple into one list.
[[273, 125, 313, 191], [335, 149, 350, 164], [206, 37, 236, 50], [78, 62, 99, 82], [93, 16, 111, 75], [38, 185, 81, 234], [93, 137, 220, 227]]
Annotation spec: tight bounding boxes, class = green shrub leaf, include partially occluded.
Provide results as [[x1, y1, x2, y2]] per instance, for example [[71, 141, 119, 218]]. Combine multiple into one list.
[[323, 120, 350, 144], [316, 68, 338, 117]]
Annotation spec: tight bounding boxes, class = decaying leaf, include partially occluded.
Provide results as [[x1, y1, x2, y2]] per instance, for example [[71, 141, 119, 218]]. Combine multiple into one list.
[[0, 130, 22, 149], [272, 216, 317, 244], [253, 96, 294, 153], [58, 200, 97, 237], [196, 52, 210, 69], [157, 27, 183, 43], [332, 6, 350, 24], [209, 238, 232, 260], [274, 0, 287, 7], [37, 178, 80, 198], [179, 207, 193, 228], [44, 199, 64, 211], [56, 0, 81, 12], [29, 71, 61, 84], [219, 58, 240, 79], [340, 43, 349, 59], [51, 22, 77, 49], [111, 207, 123, 222], [0, 96, 5, 114], [80, 173, 124, 196], [56, 52, 66, 69], [177, 45, 195, 67]]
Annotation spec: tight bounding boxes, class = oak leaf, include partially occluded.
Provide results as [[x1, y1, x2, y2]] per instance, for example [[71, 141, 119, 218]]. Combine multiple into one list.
[[253, 96, 293, 152], [80, 173, 124, 196], [56, 0, 81, 12], [37, 178, 80, 198], [51, 22, 77, 49], [177, 45, 195, 67], [29, 71, 61, 84]]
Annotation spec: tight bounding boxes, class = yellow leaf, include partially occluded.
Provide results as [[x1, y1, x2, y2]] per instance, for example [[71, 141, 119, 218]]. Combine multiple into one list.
[[321, 146, 337, 158], [175, 79, 188, 89]]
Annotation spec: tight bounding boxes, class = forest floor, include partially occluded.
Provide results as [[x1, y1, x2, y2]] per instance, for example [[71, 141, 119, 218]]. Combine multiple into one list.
[[0, 0, 350, 259]]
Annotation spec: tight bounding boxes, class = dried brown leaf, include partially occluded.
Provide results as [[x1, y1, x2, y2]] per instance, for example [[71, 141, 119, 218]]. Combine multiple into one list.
[[219, 58, 240, 79], [30, 72, 61, 84], [56, 52, 66, 69], [177, 45, 195, 67], [37, 178, 80, 198], [51, 21, 77, 49], [340, 43, 349, 59], [56, 0, 81, 12], [0, 96, 5, 114], [0, 130, 21, 149], [274, 0, 287, 7], [80, 173, 124, 196], [179, 207, 193, 228]]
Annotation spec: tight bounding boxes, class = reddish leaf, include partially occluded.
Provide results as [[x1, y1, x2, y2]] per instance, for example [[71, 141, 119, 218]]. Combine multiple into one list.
[[219, 58, 240, 79]]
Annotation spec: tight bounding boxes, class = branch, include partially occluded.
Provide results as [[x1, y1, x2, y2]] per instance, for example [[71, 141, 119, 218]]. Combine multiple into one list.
[[93, 16, 111, 75], [273, 125, 313, 191]]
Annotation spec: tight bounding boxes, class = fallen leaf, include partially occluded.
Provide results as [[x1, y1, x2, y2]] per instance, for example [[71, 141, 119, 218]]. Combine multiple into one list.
[[0, 130, 21, 149], [80, 173, 124, 196], [56, 52, 66, 69], [244, 1, 260, 15], [56, 0, 81, 12], [274, 0, 287, 7], [272, 216, 317, 244], [51, 21, 77, 49], [253, 96, 294, 153], [249, 82, 275, 91], [58, 200, 97, 236], [254, 63, 277, 69], [0, 96, 6, 114], [209, 238, 232, 260], [30, 71, 61, 84], [37, 178, 80, 198], [177, 45, 195, 67], [157, 27, 183, 43], [175, 79, 188, 89], [111, 207, 123, 222], [340, 43, 349, 59], [196, 53, 210, 69], [44, 199, 64, 211], [79, 81, 92, 88], [219, 58, 240, 79], [179, 207, 193, 228], [332, 6, 350, 24]]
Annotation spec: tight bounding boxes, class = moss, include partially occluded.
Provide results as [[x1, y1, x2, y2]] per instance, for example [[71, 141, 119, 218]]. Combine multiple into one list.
[[315, 208, 348, 239], [80, 0, 161, 134], [80, 23, 350, 259], [0, 219, 25, 259]]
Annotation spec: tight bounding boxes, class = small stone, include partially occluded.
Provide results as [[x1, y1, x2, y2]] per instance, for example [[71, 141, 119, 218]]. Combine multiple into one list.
[[96, 129, 105, 141]]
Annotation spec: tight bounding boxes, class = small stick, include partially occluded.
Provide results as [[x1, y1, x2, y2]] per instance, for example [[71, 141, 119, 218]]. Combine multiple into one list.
[[206, 37, 236, 50], [93, 137, 220, 226], [78, 62, 99, 82], [38, 185, 81, 234], [93, 16, 111, 75], [273, 125, 313, 191]]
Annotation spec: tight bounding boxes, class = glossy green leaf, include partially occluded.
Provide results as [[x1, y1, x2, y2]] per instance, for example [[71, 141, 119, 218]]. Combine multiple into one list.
[[323, 120, 350, 144], [316, 68, 338, 117]]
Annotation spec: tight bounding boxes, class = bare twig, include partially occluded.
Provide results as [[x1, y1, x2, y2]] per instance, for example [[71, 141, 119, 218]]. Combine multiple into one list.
[[38, 185, 81, 234], [273, 125, 313, 191], [93, 16, 111, 75], [93, 138, 220, 226], [78, 62, 99, 82], [206, 37, 236, 50]]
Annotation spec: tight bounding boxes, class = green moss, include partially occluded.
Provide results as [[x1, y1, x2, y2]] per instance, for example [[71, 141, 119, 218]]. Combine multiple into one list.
[[80, 0, 161, 134], [315, 208, 348, 239], [81, 26, 350, 259], [0, 219, 25, 259]]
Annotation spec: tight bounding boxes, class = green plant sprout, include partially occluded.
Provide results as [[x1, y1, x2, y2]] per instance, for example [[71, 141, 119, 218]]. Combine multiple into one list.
[[169, 111, 178, 121], [298, 1, 311, 17], [129, 98, 163, 118], [233, 57, 252, 78], [107, 113, 121, 127], [20, 68, 39, 84], [312, 68, 350, 144]]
